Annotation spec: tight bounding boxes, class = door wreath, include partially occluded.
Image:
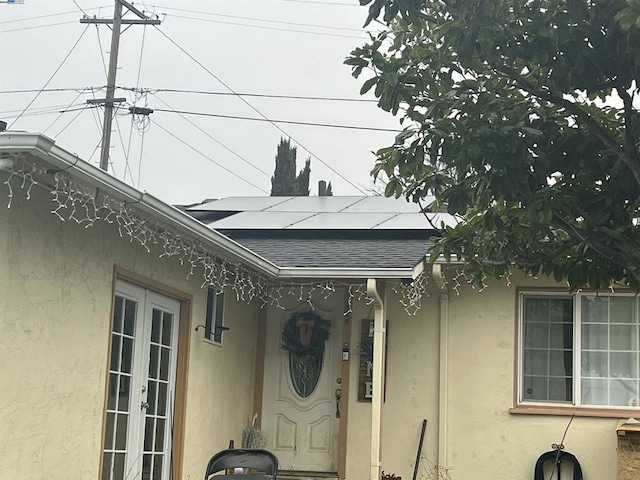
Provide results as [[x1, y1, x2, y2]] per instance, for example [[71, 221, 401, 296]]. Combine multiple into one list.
[[281, 310, 331, 357]]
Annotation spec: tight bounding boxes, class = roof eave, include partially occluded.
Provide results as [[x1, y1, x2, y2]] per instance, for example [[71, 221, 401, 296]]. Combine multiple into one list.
[[0, 132, 280, 277]]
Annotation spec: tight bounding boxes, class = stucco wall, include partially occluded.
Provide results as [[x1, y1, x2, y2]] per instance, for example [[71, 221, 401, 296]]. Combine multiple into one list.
[[0, 184, 257, 480], [344, 276, 619, 480]]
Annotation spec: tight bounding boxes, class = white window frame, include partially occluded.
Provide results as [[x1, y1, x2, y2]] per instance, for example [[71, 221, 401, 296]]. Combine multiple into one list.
[[518, 290, 640, 410], [204, 286, 226, 346]]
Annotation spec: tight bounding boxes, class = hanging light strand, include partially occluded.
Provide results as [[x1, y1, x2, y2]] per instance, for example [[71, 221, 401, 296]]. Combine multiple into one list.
[[1, 158, 434, 314]]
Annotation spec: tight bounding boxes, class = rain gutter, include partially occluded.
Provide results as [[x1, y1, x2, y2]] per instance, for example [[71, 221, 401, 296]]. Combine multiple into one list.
[[0, 132, 280, 277]]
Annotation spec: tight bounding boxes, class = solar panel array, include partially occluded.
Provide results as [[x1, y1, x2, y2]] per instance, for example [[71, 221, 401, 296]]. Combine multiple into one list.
[[188, 196, 456, 231]]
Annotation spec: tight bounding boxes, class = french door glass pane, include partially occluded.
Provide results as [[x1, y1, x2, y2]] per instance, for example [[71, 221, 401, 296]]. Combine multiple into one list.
[[580, 295, 640, 407], [142, 308, 175, 480], [103, 296, 137, 480], [522, 296, 573, 402]]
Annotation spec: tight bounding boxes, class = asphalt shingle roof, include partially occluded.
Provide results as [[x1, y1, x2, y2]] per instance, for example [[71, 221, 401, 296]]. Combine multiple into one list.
[[183, 196, 449, 271]]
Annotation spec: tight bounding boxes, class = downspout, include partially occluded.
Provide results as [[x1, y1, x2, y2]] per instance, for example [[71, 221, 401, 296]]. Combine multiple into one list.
[[432, 265, 449, 472], [367, 278, 386, 480]]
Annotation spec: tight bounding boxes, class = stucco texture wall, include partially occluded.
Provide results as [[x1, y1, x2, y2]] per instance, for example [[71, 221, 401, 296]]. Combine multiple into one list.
[[344, 276, 619, 480], [0, 184, 257, 480], [444, 274, 617, 480], [345, 284, 441, 480]]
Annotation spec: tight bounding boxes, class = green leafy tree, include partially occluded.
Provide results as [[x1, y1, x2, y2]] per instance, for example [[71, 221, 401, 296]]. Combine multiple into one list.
[[346, 0, 640, 290], [270, 138, 311, 196], [296, 159, 311, 196]]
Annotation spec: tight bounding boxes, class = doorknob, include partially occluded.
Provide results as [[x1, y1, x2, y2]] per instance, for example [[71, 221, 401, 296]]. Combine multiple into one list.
[[335, 388, 342, 418], [141, 401, 149, 409]]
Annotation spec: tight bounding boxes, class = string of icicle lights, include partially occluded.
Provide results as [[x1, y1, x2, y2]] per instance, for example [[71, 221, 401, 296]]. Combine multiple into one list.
[[1, 155, 435, 314]]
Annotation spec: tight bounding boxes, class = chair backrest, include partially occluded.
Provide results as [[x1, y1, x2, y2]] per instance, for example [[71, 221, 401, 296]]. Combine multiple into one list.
[[204, 448, 278, 479]]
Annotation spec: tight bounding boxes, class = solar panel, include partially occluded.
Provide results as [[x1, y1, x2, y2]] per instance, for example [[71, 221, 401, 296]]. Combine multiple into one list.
[[189, 197, 294, 212], [206, 211, 314, 229]]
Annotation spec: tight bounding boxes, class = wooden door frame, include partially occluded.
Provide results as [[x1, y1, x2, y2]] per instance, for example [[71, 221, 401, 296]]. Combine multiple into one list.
[[98, 267, 193, 480], [253, 288, 351, 479]]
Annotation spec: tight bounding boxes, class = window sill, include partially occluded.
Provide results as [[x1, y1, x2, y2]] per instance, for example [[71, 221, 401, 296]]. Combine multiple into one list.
[[510, 404, 640, 418], [203, 338, 223, 347]]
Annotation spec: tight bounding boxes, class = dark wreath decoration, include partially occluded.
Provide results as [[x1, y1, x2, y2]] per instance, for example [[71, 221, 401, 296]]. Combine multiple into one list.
[[281, 310, 331, 357]]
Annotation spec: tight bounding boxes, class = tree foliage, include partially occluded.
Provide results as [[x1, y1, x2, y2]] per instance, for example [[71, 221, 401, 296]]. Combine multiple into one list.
[[346, 0, 640, 290], [270, 138, 311, 196]]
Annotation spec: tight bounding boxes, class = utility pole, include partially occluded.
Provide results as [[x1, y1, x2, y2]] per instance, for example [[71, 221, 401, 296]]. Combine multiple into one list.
[[81, 0, 161, 171]]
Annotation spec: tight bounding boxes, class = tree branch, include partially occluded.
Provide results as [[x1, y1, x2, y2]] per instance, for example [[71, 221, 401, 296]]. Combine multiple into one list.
[[497, 65, 640, 187], [616, 86, 640, 170]]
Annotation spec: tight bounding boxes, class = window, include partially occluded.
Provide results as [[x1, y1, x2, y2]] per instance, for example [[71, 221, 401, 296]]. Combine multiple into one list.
[[520, 292, 640, 408], [205, 287, 226, 344]]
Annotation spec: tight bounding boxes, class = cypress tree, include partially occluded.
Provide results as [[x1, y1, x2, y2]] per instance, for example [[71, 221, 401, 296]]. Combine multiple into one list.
[[270, 137, 311, 196]]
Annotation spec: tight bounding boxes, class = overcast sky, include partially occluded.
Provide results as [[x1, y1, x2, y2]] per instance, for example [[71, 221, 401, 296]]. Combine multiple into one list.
[[0, 0, 401, 205]]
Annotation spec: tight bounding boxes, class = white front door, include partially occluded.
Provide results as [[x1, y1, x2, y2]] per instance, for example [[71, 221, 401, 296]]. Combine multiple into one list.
[[261, 292, 343, 473], [102, 280, 181, 480]]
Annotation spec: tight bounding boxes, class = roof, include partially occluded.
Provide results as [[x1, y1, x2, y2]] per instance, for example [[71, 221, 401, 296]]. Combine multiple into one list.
[[1, 133, 439, 279], [184, 196, 454, 272]]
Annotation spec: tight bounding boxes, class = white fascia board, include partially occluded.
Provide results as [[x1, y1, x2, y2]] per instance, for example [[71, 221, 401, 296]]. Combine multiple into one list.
[[275, 267, 414, 280], [0, 133, 280, 277]]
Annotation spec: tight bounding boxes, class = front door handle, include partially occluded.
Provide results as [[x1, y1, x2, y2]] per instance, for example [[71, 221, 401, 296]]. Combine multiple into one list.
[[335, 388, 342, 418]]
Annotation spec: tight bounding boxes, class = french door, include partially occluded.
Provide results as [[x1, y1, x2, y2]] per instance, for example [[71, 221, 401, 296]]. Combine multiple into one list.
[[102, 280, 180, 480]]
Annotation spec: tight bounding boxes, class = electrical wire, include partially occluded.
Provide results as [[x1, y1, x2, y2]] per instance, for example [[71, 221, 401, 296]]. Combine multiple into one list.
[[149, 5, 366, 32], [124, 22, 149, 184], [3, 86, 378, 104], [120, 86, 377, 103], [72, 0, 88, 16], [114, 114, 136, 184], [0, 104, 82, 118], [151, 107, 401, 132], [8, 24, 90, 128], [0, 20, 80, 34], [161, 13, 365, 39], [42, 87, 87, 135], [53, 104, 91, 139], [152, 25, 368, 194], [0, 5, 110, 24], [151, 93, 272, 179], [151, 119, 270, 195], [0, 87, 105, 94]]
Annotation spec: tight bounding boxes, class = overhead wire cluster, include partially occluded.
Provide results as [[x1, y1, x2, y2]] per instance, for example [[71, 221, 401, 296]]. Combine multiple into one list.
[[0, 0, 393, 196]]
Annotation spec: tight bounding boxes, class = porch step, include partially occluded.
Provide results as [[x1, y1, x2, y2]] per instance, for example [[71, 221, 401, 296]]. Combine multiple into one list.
[[277, 470, 340, 480]]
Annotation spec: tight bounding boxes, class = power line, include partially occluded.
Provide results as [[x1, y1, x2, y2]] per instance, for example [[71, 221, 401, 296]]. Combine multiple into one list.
[[43, 88, 88, 135], [162, 13, 366, 39], [0, 87, 105, 94], [149, 5, 366, 32], [151, 119, 270, 195], [152, 25, 368, 194], [0, 20, 80, 33], [72, 0, 88, 16], [0, 5, 110, 24], [152, 107, 400, 132], [120, 86, 377, 103], [151, 93, 272, 179], [8, 24, 90, 129], [1, 86, 377, 103]]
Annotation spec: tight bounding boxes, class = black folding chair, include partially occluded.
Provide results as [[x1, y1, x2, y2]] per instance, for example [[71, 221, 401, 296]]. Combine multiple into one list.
[[203, 448, 278, 479]]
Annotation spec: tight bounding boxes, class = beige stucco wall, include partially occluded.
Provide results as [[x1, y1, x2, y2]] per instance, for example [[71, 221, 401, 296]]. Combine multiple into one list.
[[344, 275, 619, 480], [0, 184, 257, 480]]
